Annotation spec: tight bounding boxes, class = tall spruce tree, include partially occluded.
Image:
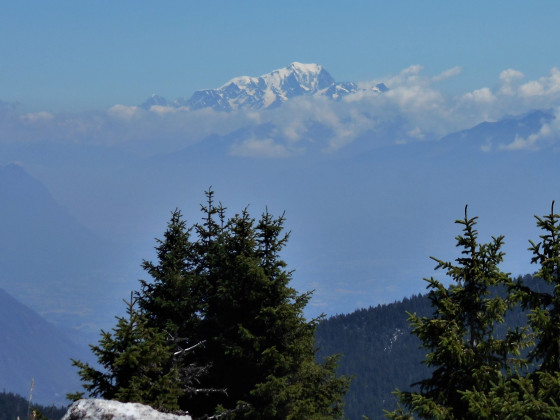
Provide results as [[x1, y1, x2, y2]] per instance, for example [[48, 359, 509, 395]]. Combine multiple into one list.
[[386, 207, 525, 420], [462, 202, 560, 417], [190, 204, 350, 418], [72, 189, 349, 419], [523, 201, 560, 372]]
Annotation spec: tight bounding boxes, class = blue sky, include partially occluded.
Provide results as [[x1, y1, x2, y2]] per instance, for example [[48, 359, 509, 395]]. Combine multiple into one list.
[[3, 1, 560, 112]]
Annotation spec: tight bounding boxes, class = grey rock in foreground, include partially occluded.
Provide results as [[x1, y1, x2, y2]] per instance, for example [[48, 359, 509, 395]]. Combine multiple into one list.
[[62, 399, 192, 420]]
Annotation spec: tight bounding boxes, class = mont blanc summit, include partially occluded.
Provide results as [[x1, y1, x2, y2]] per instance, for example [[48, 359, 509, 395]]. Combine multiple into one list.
[[140, 62, 388, 112]]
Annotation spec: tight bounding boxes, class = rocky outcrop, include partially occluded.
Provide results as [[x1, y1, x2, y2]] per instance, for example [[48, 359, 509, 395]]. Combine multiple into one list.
[[62, 399, 192, 420]]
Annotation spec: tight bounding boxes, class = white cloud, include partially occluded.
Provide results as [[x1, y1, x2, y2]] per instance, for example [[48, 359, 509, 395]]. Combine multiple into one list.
[[20, 111, 54, 123], [500, 133, 539, 151], [400, 65, 424, 76], [520, 80, 545, 97], [432, 66, 462, 82], [107, 104, 140, 119], [461, 87, 496, 104], [516, 68, 560, 99], [148, 105, 180, 115], [4, 64, 560, 154], [407, 127, 425, 139], [500, 68, 524, 83], [501, 106, 560, 151], [499, 69, 524, 95]]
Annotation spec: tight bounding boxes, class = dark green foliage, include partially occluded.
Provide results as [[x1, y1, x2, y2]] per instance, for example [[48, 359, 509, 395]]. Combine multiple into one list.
[[162, 193, 350, 418], [69, 293, 184, 412], [518, 201, 560, 372], [386, 207, 526, 419], [461, 202, 560, 418], [0, 391, 66, 420], [315, 295, 432, 420], [462, 371, 560, 418], [72, 189, 349, 419], [139, 209, 201, 340], [315, 276, 537, 420]]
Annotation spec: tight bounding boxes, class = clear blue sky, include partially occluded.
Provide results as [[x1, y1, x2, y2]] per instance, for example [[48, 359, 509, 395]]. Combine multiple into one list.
[[2, 1, 560, 111]]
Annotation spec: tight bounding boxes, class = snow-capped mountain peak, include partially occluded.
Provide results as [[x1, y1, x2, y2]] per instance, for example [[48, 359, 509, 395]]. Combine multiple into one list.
[[140, 63, 387, 112]]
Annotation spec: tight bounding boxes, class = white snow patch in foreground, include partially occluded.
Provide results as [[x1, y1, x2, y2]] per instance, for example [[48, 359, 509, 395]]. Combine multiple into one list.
[[62, 399, 192, 420]]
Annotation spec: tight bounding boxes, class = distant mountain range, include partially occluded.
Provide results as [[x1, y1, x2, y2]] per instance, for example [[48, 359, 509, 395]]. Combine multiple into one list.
[[140, 62, 388, 111], [436, 109, 554, 153]]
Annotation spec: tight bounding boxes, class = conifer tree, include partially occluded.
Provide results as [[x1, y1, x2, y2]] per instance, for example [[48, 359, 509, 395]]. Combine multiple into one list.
[[463, 202, 560, 417], [165, 192, 350, 418], [386, 207, 524, 420], [523, 201, 560, 372], [68, 294, 184, 412], [73, 189, 349, 419], [191, 205, 350, 418], [138, 209, 199, 337]]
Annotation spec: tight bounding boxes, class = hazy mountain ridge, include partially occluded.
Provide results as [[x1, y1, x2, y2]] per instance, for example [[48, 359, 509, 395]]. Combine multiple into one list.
[[0, 163, 132, 335], [0, 287, 89, 407], [140, 62, 388, 111], [436, 109, 555, 153]]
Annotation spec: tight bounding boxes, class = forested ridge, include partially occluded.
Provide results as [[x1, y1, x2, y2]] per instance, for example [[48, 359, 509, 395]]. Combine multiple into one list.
[[316, 294, 431, 419], [317, 203, 560, 420], [315, 274, 541, 420], [0, 392, 66, 420]]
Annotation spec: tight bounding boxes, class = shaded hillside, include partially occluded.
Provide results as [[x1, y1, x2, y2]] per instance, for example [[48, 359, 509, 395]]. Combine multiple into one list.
[[315, 294, 432, 420], [0, 163, 129, 335], [0, 392, 66, 420], [315, 274, 539, 420], [0, 288, 89, 406]]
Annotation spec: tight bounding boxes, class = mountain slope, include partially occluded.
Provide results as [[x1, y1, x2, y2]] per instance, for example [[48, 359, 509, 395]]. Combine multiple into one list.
[[0, 163, 128, 335], [315, 294, 431, 420], [0, 287, 87, 406], [435, 109, 554, 153], [315, 275, 535, 420]]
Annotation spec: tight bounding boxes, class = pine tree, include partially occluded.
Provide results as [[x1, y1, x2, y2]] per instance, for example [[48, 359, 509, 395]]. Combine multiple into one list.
[[523, 201, 560, 372], [68, 293, 184, 412], [169, 192, 350, 418], [465, 202, 560, 417], [74, 189, 350, 418], [461, 371, 560, 418], [138, 209, 200, 337], [386, 207, 525, 420], [137, 206, 225, 412]]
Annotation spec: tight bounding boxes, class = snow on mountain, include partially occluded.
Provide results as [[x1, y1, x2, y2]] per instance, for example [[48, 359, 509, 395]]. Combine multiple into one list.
[[140, 62, 388, 111], [141, 94, 170, 109]]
